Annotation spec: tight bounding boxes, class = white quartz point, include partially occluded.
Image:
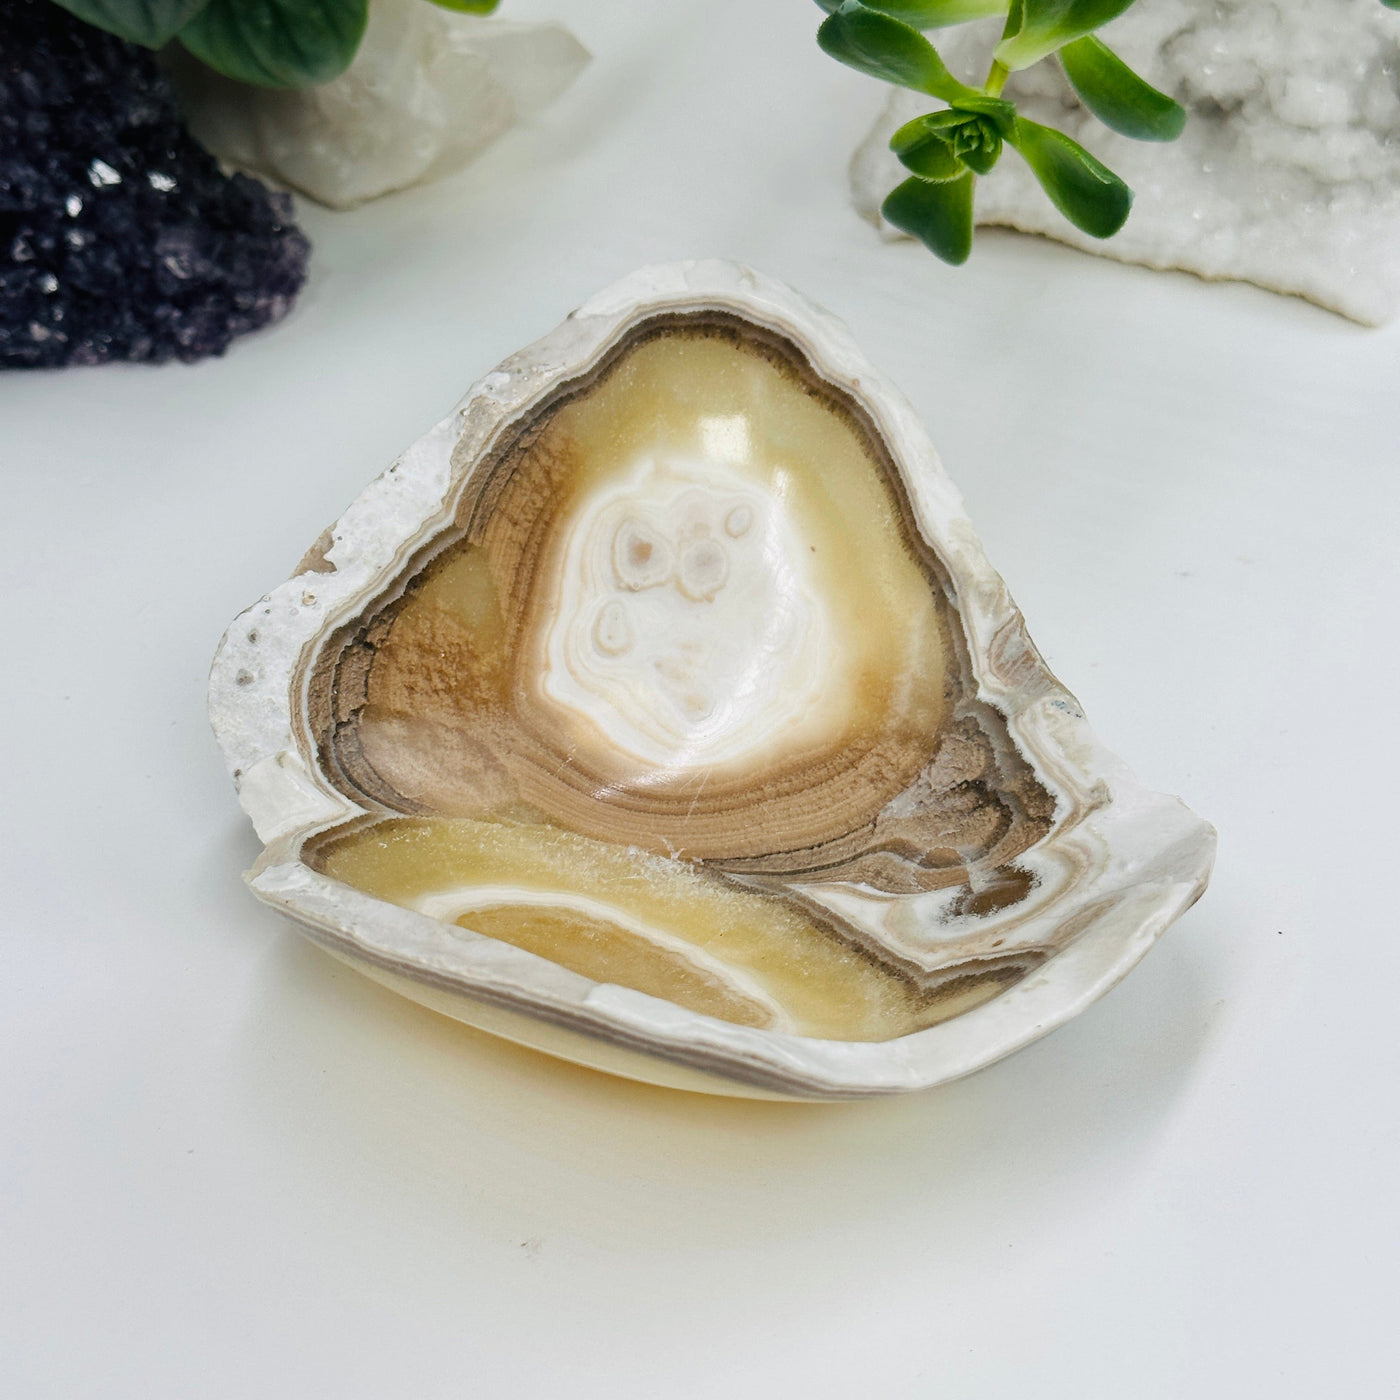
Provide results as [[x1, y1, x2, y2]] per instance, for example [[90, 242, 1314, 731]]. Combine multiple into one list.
[[172, 0, 590, 211], [850, 2, 1400, 325]]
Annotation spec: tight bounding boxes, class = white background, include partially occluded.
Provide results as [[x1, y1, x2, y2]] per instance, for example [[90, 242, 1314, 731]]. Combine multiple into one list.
[[3, 2, 1398, 1395]]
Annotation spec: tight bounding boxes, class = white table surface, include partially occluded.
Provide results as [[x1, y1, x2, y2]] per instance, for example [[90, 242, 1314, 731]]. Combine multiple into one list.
[[4, 3, 1398, 1396]]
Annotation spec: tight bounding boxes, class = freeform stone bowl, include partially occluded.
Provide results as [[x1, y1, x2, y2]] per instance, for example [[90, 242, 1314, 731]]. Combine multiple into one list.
[[209, 261, 1214, 1099]]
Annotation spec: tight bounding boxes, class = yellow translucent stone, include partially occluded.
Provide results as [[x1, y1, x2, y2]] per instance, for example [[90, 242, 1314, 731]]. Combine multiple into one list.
[[311, 819, 1015, 1042]]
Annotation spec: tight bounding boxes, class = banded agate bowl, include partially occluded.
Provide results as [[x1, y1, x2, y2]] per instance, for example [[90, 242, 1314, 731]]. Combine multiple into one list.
[[209, 261, 1214, 1099]]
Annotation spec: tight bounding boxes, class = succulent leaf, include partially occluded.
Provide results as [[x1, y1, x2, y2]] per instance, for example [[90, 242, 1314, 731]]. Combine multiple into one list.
[[882, 171, 977, 263], [1059, 35, 1185, 140], [893, 108, 1003, 177], [837, 0, 1010, 25], [817, 3, 992, 106], [1007, 116, 1132, 236], [48, 0, 210, 48], [178, 0, 369, 88], [995, 0, 1136, 71]]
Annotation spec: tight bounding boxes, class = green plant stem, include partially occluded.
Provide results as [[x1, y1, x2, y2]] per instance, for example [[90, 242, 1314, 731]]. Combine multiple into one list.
[[983, 6, 1019, 95]]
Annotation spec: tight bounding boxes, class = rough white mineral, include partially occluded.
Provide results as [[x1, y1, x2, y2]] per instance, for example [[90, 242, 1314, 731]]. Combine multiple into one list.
[[172, 0, 589, 210], [850, 0, 1400, 323]]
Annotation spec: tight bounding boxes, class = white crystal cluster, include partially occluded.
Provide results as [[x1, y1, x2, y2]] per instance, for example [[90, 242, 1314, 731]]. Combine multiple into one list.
[[851, 0, 1400, 323], [173, 0, 589, 210]]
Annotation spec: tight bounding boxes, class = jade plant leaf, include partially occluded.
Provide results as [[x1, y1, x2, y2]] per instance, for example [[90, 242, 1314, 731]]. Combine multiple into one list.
[[954, 121, 1003, 173], [49, 0, 210, 48], [1059, 35, 1185, 140], [425, 0, 501, 11], [1008, 116, 1131, 236], [178, 0, 369, 88], [882, 171, 976, 263], [995, 0, 1136, 71]]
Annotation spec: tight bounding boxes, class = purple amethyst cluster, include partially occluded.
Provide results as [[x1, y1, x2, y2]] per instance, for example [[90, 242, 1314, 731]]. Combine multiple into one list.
[[1, 0, 310, 368]]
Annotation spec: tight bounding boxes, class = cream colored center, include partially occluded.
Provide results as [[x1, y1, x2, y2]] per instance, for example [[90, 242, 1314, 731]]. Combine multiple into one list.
[[540, 454, 838, 771]]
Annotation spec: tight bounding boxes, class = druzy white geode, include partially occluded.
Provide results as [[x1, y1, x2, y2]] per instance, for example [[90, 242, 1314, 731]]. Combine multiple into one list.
[[209, 263, 1214, 1098], [851, 0, 1400, 324]]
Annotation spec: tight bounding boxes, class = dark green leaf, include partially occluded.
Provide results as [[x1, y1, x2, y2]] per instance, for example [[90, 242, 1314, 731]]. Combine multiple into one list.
[[893, 132, 966, 180], [959, 130, 1002, 173], [894, 108, 1003, 175], [840, 0, 1009, 26], [178, 0, 369, 88], [48, 0, 210, 48], [892, 109, 969, 138], [1060, 36, 1185, 140], [425, 0, 501, 11], [1008, 116, 1131, 236], [995, 0, 1136, 71], [891, 111, 963, 161], [882, 171, 976, 264], [817, 5, 990, 107]]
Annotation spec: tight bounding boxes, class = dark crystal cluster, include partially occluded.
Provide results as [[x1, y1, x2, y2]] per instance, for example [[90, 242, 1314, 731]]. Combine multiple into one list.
[[0, 0, 310, 368]]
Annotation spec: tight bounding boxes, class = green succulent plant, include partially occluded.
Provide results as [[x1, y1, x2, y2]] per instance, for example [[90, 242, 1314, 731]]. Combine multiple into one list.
[[816, 0, 1187, 263], [49, 0, 499, 88]]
